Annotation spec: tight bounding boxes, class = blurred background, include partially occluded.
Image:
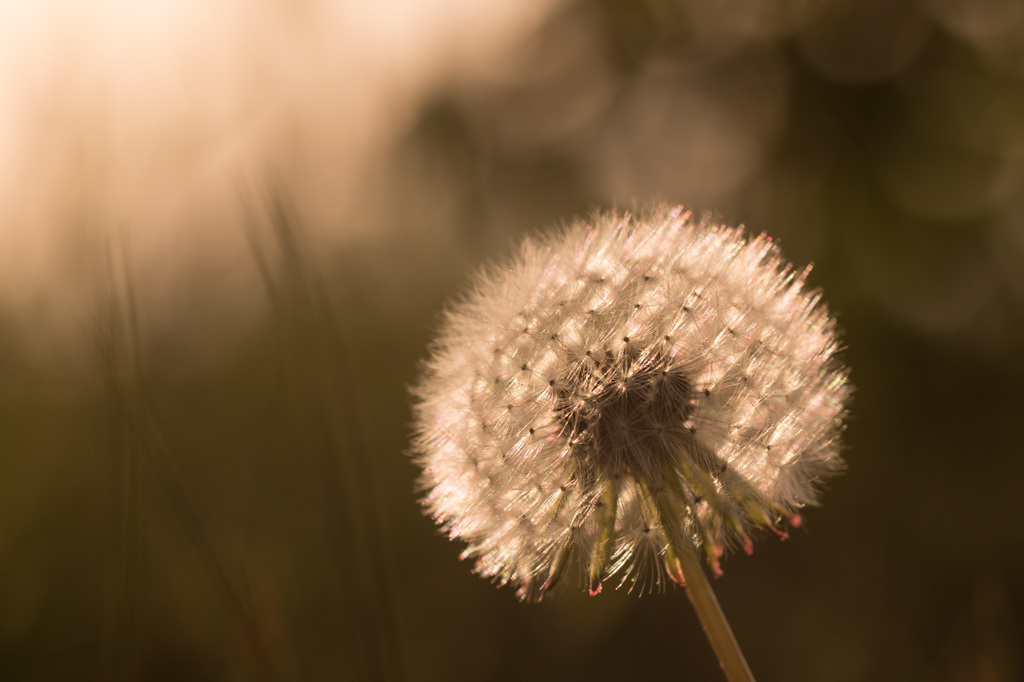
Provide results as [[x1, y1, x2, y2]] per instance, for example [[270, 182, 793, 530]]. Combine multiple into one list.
[[2, 0, 1023, 680]]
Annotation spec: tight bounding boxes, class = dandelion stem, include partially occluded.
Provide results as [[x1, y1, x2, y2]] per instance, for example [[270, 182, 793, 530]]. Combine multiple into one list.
[[676, 549, 755, 682]]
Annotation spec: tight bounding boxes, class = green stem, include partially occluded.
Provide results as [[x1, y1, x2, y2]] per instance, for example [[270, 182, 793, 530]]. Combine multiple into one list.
[[676, 549, 755, 682]]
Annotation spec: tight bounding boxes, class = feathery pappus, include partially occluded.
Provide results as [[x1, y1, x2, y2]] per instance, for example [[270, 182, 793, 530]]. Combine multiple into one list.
[[411, 206, 850, 601]]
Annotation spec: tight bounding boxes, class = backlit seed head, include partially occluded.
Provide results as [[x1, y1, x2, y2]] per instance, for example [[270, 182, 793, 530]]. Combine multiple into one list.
[[411, 206, 851, 601]]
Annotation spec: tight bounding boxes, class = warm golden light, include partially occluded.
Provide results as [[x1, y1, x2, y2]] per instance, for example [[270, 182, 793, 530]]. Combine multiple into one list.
[[0, 0, 561, 315]]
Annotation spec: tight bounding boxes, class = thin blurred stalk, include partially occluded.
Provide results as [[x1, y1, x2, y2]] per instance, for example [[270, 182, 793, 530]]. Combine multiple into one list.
[[94, 237, 142, 682], [92, 234, 287, 681], [243, 179, 406, 682]]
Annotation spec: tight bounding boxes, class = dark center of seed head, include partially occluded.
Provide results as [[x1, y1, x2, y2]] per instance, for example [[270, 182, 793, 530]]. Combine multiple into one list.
[[554, 350, 694, 469]]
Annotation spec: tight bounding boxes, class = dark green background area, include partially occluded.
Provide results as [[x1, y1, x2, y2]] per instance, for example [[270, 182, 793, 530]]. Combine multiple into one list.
[[3, 1, 1023, 680]]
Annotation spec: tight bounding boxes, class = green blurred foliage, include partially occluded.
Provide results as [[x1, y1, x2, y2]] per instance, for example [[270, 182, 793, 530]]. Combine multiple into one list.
[[2, 0, 1023, 680]]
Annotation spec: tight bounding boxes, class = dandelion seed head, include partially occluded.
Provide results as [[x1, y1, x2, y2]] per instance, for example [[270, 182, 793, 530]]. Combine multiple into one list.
[[411, 206, 850, 600]]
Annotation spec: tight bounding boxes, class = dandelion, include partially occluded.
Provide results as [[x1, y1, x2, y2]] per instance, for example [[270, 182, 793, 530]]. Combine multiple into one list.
[[411, 206, 850, 679]]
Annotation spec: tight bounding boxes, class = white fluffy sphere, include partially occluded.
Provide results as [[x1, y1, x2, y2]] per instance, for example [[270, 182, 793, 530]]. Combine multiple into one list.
[[411, 206, 850, 600]]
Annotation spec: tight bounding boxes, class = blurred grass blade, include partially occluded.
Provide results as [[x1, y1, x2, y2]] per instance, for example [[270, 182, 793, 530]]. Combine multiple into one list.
[[243, 178, 406, 682], [92, 233, 289, 681]]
